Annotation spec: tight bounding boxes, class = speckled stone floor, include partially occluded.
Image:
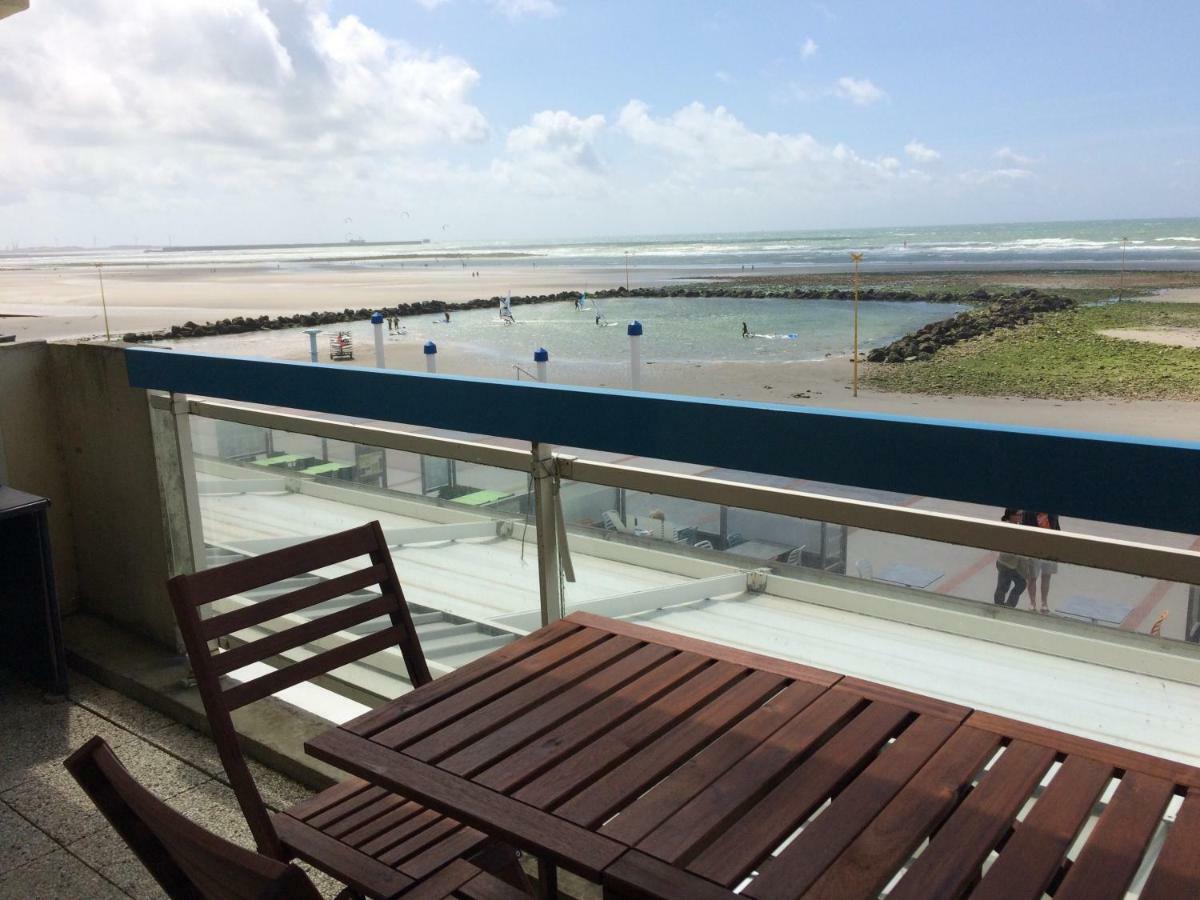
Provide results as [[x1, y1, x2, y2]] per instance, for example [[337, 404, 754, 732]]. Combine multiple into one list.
[[0, 667, 345, 898]]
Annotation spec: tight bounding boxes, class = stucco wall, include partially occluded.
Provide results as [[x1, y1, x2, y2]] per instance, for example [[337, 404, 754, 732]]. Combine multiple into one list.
[[47, 342, 177, 647]]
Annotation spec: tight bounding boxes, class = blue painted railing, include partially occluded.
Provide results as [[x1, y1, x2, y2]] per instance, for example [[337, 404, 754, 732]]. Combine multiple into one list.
[[126, 348, 1200, 536]]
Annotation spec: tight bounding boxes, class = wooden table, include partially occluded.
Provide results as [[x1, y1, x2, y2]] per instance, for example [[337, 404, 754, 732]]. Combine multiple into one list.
[[306, 612, 1200, 900]]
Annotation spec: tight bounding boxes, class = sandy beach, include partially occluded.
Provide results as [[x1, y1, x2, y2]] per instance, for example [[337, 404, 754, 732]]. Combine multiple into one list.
[[5, 262, 1200, 441]]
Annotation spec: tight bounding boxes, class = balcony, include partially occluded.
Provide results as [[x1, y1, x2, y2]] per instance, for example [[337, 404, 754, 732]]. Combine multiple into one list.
[[1, 338, 1198, 896]]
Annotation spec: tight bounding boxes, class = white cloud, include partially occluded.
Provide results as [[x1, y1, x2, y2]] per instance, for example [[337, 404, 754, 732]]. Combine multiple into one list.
[[833, 76, 886, 105], [800, 37, 819, 58], [715, 69, 732, 83], [995, 146, 1036, 166], [414, 0, 452, 8], [616, 100, 904, 190], [905, 140, 941, 163], [0, 0, 488, 209], [488, 0, 560, 18], [493, 109, 606, 194]]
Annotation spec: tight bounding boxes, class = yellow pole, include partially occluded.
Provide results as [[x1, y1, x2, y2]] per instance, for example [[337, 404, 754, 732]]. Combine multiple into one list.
[[851, 252, 863, 397], [96, 264, 112, 341], [1117, 236, 1128, 302]]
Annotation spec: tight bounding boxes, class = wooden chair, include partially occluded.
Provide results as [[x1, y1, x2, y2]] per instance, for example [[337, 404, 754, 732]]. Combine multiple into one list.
[[167, 521, 528, 899], [65, 735, 326, 900]]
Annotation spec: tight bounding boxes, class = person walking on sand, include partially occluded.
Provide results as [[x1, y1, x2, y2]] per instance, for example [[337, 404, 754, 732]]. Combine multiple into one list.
[[1023, 511, 1061, 613], [994, 508, 1033, 607]]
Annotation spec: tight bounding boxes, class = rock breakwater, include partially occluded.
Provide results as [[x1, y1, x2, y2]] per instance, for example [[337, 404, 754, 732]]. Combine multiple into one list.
[[865, 289, 1076, 363]]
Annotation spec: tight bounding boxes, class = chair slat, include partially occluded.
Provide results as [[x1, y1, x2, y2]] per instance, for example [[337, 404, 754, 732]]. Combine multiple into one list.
[[200, 564, 387, 640], [210, 592, 397, 677], [176, 524, 377, 607], [274, 812, 415, 899], [223, 626, 404, 710]]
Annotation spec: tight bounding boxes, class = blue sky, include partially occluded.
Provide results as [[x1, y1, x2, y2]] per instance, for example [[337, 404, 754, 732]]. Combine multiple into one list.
[[1, 0, 1196, 245]]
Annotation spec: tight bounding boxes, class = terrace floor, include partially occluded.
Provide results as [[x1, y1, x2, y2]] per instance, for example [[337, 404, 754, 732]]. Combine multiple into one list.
[[0, 663, 593, 899], [0, 665, 346, 899]]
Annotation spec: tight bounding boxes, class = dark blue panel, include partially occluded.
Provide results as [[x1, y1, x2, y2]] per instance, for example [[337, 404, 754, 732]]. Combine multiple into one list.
[[126, 348, 1200, 535]]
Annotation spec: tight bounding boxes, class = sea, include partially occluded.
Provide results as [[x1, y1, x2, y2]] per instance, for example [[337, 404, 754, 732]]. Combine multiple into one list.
[[3, 217, 1199, 273]]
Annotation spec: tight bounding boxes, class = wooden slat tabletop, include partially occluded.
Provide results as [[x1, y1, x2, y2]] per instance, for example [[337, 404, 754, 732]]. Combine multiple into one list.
[[306, 611, 1200, 899]]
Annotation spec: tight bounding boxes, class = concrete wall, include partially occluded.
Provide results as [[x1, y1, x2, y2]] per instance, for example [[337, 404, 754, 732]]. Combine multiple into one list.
[[0, 341, 79, 607], [47, 342, 178, 648]]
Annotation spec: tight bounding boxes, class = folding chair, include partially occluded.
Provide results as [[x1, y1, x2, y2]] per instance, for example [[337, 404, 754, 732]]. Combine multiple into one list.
[[65, 735, 326, 900], [168, 521, 527, 899]]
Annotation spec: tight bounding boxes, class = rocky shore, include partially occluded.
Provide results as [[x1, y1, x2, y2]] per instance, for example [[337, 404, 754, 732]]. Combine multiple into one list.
[[118, 284, 991, 343], [865, 289, 1076, 363]]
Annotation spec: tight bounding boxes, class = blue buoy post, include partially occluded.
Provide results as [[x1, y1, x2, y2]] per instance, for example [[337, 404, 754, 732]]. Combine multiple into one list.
[[424, 340, 438, 374], [628, 320, 643, 390], [303, 328, 321, 363], [371, 311, 386, 368], [534, 347, 549, 383]]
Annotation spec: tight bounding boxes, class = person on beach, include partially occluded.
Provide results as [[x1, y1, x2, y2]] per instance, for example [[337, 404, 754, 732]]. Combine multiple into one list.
[[742, 321, 750, 338], [995, 508, 1033, 607], [444, 311, 451, 323], [1023, 511, 1061, 613]]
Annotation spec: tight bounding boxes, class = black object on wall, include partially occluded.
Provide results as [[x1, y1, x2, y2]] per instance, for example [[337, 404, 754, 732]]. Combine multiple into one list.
[[0, 486, 67, 693]]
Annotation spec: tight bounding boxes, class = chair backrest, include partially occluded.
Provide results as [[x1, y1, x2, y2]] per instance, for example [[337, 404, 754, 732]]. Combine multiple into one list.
[[693, 539, 714, 550], [65, 736, 322, 900], [168, 520, 430, 858], [785, 547, 803, 566], [602, 510, 629, 533]]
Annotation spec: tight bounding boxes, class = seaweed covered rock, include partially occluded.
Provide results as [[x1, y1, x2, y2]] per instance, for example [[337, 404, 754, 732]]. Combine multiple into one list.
[[867, 291, 1075, 363]]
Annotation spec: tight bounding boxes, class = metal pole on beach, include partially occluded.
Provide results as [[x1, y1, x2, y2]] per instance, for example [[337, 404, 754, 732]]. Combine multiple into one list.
[[424, 341, 438, 374], [371, 312, 386, 367], [628, 320, 643, 390], [535, 347, 549, 383], [96, 264, 111, 341], [1117, 236, 1129, 302], [851, 252, 863, 398], [303, 328, 321, 363]]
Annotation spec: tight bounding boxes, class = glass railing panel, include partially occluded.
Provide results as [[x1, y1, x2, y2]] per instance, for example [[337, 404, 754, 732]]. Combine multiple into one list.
[[556, 480, 1199, 647], [186, 416, 541, 700]]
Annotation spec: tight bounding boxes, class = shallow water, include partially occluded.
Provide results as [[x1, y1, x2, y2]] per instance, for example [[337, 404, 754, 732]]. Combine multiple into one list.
[[174, 296, 966, 365]]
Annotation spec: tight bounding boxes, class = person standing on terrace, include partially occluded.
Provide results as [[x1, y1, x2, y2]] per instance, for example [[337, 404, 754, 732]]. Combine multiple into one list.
[[1024, 511, 1061, 613], [995, 508, 1032, 607]]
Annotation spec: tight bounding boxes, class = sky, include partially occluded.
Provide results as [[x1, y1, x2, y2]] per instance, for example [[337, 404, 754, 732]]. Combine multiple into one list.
[[0, 0, 1197, 246]]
